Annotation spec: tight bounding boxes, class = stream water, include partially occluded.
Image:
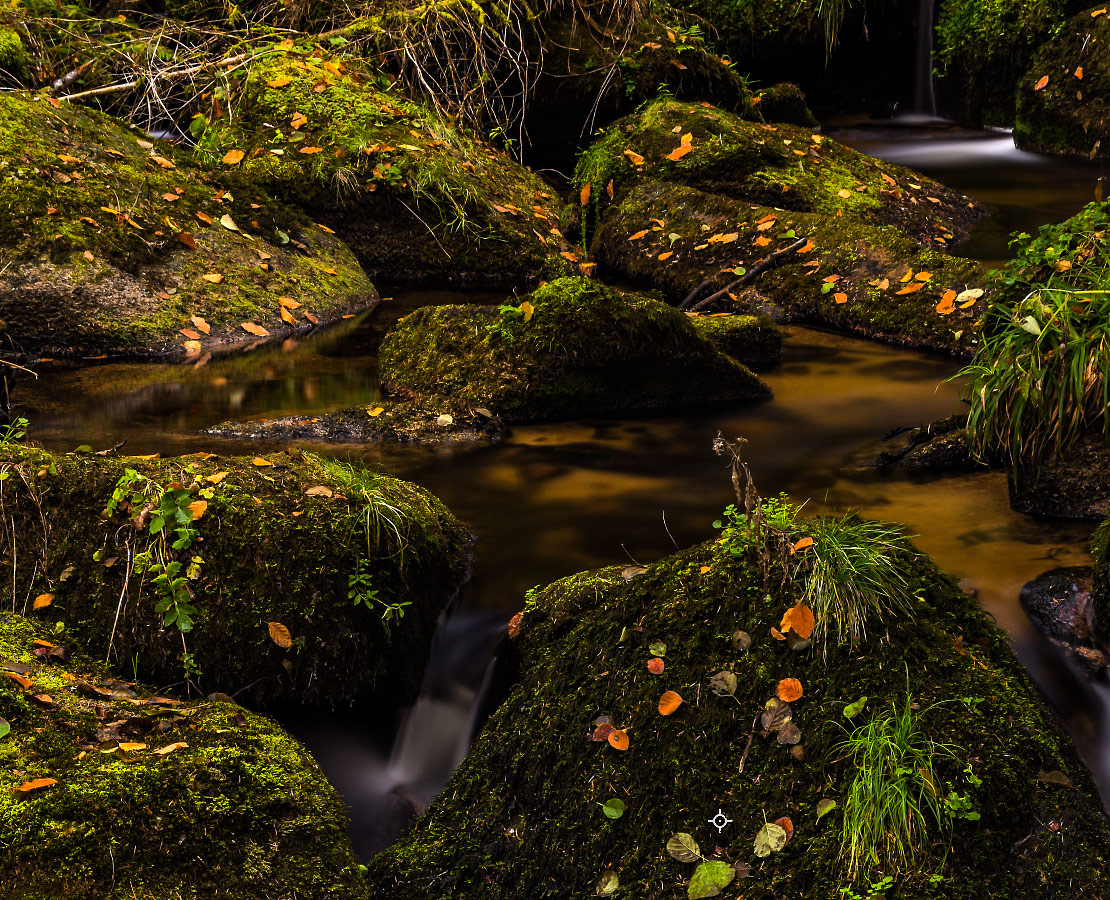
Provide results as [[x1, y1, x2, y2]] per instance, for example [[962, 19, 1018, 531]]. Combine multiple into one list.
[[13, 120, 1110, 857]]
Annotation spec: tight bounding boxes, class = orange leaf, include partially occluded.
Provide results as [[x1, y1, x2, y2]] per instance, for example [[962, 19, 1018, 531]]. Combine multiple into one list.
[[290, 111, 308, 130], [659, 690, 683, 715], [279, 297, 302, 309], [177, 232, 198, 251], [664, 144, 694, 162], [241, 322, 270, 336], [774, 816, 794, 842], [150, 155, 175, 169], [180, 328, 201, 340], [647, 657, 665, 675], [833, 292, 848, 304], [267, 621, 292, 648], [507, 611, 523, 638], [252, 457, 272, 466], [280, 306, 296, 325], [33, 593, 53, 609], [837, 189, 852, 199], [1076, 66, 1084, 80], [201, 273, 224, 284], [183, 340, 202, 353], [623, 149, 645, 165], [770, 627, 786, 641], [154, 741, 189, 755], [781, 603, 816, 640], [580, 182, 591, 206], [658, 251, 674, 261], [304, 312, 319, 325], [628, 230, 649, 241], [754, 236, 771, 247], [187, 500, 207, 521], [15, 777, 57, 793], [298, 146, 324, 154], [914, 271, 933, 282], [591, 722, 616, 741], [118, 742, 148, 752], [792, 536, 814, 553], [190, 316, 211, 334], [896, 282, 924, 295], [606, 179, 614, 200], [196, 211, 214, 225], [4, 672, 32, 690], [936, 290, 957, 315], [267, 76, 292, 88], [222, 149, 245, 165], [608, 729, 630, 751], [1034, 75, 1049, 91], [777, 678, 803, 702]]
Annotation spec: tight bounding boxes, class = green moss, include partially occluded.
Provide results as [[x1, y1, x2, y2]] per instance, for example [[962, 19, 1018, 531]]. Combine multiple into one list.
[[1091, 517, 1110, 623], [194, 48, 574, 286], [0, 612, 368, 900], [0, 445, 470, 707], [0, 26, 27, 80], [936, 0, 1073, 127], [755, 82, 819, 127], [366, 535, 1110, 897], [378, 276, 771, 422], [1014, 5, 1110, 158], [0, 91, 374, 356], [687, 312, 782, 369]]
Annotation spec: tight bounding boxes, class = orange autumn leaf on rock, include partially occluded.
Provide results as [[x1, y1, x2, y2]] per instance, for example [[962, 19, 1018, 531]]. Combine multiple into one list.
[[659, 690, 683, 715], [33, 593, 53, 609], [222, 149, 245, 165], [833, 292, 848, 304], [777, 678, 803, 702], [781, 603, 815, 640], [201, 273, 224, 284], [507, 611, 523, 638], [1034, 75, 1049, 91], [608, 728, 630, 750], [648, 657, 665, 674], [628, 230, 649, 241], [280, 306, 296, 325], [267, 621, 292, 649], [241, 322, 269, 336], [267, 76, 292, 88], [936, 290, 957, 315], [623, 149, 645, 165], [290, 111, 308, 130], [190, 316, 211, 334], [792, 536, 814, 553], [658, 251, 674, 261], [580, 182, 591, 206], [15, 777, 58, 793], [896, 282, 924, 295]]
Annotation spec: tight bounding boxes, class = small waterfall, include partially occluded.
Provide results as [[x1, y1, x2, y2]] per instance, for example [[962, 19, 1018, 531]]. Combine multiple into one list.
[[914, 0, 938, 116]]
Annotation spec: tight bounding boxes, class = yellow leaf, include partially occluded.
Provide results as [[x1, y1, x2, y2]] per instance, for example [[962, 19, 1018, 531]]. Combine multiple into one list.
[[150, 155, 175, 169], [56, 153, 82, 164], [190, 315, 211, 334], [266, 76, 292, 88], [183, 339, 202, 353], [280, 306, 296, 325], [241, 322, 270, 336], [154, 741, 189, 755], [290, 111, 308, 130], [33, 593, 54, 609], [520, 301, 535, 322], [267, 621, 293, 648], [201, 273, 224, 284], [367, 407, 385, 417], [219, 214, 239, 232], [900, 269, 915, 283], [252, 457, 272, 466], [222, 149, 245, 165], [206, 471, 229, 484], [118, 742, 147, 752], [187, 500, 208, 521], [623, 149, 645, 165], [837, 189, 852, 199], [279, 297, 302, 309]]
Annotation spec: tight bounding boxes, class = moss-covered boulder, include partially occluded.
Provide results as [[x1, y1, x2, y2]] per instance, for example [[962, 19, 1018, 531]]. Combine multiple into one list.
[[0, 91, 375, 357], [753, 82, 819, 128], [367, 523, 1110, 897], [0, 445, 470, 707], [0, 25, 27, 81], [0, 612, 368, 900], [378, 277, 771, 422], [935, 0, 1077, 127], [1014, 5, 1110, 159], [688, 312, 782, 369], [1091, 516, 1110, 624], [577, 99, 986, 354], [193, 46, 575, 287]]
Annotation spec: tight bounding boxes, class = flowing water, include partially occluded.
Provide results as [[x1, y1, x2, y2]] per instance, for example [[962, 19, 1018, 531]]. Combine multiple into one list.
[[13, 122, 1110, 857]]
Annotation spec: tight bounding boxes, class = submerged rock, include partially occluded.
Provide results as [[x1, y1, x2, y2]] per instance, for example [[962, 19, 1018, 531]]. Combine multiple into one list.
[[367, 527, 1110, 897], [378, 277, 772, 423], [876, 414, 981, 472], [0, 446, 470, 707], [1015, 4, 1110, 159], [576, 99, 985, 354], [0, 612, 368, 899], [0, 92, 375, 358]]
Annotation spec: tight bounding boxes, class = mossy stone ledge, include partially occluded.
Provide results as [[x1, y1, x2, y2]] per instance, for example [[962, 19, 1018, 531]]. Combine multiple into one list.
[[0, 446, 471, 708], [0, 612, 368, 900], [377, 277, 772, 423], [575, 99, 986, 355], [367, 535, 1110, 898], [0, 91, 375, 358]]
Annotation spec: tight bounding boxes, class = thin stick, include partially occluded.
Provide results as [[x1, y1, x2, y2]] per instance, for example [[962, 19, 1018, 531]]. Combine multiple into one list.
[[737, 713, 759, 774], [106, 545, 132, 663], [680, 237, 809, 311]]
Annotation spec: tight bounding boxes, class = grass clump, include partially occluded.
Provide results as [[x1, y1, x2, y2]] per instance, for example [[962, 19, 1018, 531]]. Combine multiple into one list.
[[959, 201, 1110, 472]]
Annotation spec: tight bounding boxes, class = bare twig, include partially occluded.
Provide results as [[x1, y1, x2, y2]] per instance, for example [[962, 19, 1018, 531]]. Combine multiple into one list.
[[680, 237, 809, 311]]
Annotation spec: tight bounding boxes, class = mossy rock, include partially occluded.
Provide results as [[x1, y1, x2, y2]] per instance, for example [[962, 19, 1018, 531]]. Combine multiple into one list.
[[754, 82, 819, 128], [378, 277, 771, 422], [0, 91, 375, 357], [687, 312, 782, 369], [576, 100, 985, 354], [935, 0, 1077, 127], [0, 612, 368, 900], [207, 397, 508, 446], [1014, 5, 1110, 159], [366, 536, 1110, 897], [195, 47, 575, 287], [1090, 516, 1110, 624], [0, 25, 27, 81], [0, 445, 471, 708]]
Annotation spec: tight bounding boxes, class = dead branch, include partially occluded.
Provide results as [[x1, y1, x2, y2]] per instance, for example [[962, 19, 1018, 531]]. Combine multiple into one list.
[[679, 236, 808, 311]]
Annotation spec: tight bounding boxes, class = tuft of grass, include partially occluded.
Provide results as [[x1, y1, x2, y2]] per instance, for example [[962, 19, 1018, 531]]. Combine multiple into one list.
[[801, 514, 918, 654], [836, 688, 951, 879], [959, 200, 1110, 473]]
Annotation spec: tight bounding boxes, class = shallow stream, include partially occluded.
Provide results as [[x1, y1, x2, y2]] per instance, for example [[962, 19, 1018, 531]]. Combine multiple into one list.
[[15, 118, 1110, 857]]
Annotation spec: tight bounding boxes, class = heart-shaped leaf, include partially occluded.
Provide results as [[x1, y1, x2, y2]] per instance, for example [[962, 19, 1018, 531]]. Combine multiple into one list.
[[602, 798, 625, 819], [648, 640, 667, 657]]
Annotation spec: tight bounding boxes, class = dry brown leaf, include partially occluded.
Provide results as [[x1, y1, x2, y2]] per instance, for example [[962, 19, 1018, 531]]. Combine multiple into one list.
[[304, 485, 334, 498], [267, 621, 293, 649], [507, 611, 523, 638]]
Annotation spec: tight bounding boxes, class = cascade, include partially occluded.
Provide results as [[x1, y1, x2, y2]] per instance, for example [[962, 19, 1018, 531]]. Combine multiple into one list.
[[914, 0, 938, 115]]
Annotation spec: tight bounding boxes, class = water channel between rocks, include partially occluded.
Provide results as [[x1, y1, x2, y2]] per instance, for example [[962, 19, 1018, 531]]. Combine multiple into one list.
[[14, 119, 1110, 857]]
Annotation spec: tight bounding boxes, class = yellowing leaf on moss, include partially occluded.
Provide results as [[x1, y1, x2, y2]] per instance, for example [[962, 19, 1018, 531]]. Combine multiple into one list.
[[187, 500, 208, 521], [833, 292, 848, 304], [267, 621, 292, 648], [266, 76, 292, 88], [367, 406, 385, 417], [154, 741, 189, 756], [15, 777, 58, 793], [206, 471, 229, 484], [290, 111, 308, 130], [150, 155, 175, 169], [241, 322, 269, 336], [298, 146, 324, 154], [1034, 75, 1049, 91], [623, 149, 645, 165], [520, 301, 535, 322], [33, 594, 53, 609], [781, 603, 815, 639], [664, 142, 694, 162], [222, 149, 245, 165], [201, 273, 224, 284], [658, 690, 683, 715]]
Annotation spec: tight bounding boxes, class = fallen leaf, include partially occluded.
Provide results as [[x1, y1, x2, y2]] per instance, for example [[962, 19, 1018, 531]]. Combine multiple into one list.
[[190, 316, 211, 334], [1076, 66, 1085, 79], [290, 111, 308, 130], [781, 604, 815, 640], [150, 155, 175, 169], [956, 288, 984, 307], [915, 271, 933, 282], [762, 696, 793, 731], [777, 678, 803, 702], [1034, 75, 1049, 91], [665, 144, 694, 162], [187, 500, 207, 520], [267, 76, 292, 88], [833, 292, 848, 304], [280, 306, 296, 325], [177, 232, 198, 251], [367, 407, 385, 418], [206, 471, 228, 484], [774, 816, 794, 842], [596, 870, 620, 897], [623, 149, 645, 165], [628, 230, 649, 241], [792, 536, 814, 553], [778, 721, 802, 745], [267, 621, 293, 649], [666, 833, 701, 863], [608, 728, 629, 750], [896, 282, 924, 295], [222, 149, 245, 165], [837, 189, 852, 199], [507, 611, 523, 638], [658, 690, 683, 715], [298, 146, 324, 154], [118, 742, 147, 752], [658, 251, 674, 261], [154, 741, 189, 756], [219, 214, 240, 232], [196, 211, 213, 225], [201, 273, 224, 284], [647, 657, 665, 674], [591, 722, 616, 742], [688, 860, 735, 899], [241, 322, 270, 336], [709, 670, 738, 697], [33, 593, 54, 609], [252, 457, 272, 466], [754, 821, 787, 857], [580, 182, 591, 205], [436, 414, 454, 427], [15, 777, 58, 793], [843, 695, 868, 718], [816, 797, 838, 820]]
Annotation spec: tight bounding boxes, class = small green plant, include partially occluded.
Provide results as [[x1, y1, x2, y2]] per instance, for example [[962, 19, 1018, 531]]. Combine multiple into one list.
[[348, 557, 411, 634], [835, 685, 958, 879], [958, 201, 1110, 473], [0, 416, 28, 484], [485, 303, 524, 344]]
